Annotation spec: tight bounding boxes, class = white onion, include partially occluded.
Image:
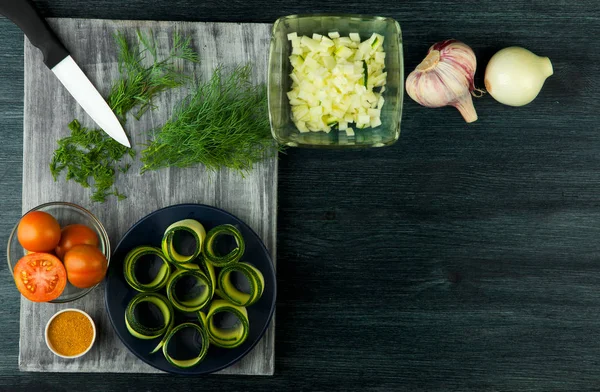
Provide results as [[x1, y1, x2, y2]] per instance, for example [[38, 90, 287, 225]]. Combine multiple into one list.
[[484, 47, 553, 107]]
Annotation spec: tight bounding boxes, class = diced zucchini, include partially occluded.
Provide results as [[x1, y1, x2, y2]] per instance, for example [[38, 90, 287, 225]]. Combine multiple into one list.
[[287, 90, 298, 100], [321, 55, 336, 70], [303, 56, 319, 70], [335, 46, 353, 59], [300, 36, 321, 52], [368, 108, 381, 118], [321, 37, 334, 46], [296, 121, 309, 133], [287, 31, 387, 133], [338, 37, 352, 46], [289, 54, 304, 68]]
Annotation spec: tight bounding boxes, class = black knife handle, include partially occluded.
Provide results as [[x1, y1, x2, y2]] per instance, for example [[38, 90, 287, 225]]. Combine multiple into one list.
[[0, 0, 69, 68]]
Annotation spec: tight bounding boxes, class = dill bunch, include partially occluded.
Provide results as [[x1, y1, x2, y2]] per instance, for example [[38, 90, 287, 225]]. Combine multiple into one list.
[[50, 30, 198, 202], [141, 64, 279, 173], [50, 120, 135, 202]]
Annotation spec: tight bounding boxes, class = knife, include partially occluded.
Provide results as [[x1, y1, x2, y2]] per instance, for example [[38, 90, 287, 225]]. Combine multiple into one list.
[[0, 0, 131, 147]]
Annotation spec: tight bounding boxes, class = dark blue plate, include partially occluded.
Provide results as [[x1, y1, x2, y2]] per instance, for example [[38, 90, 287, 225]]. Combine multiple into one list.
[[104, 204, 276, 375]]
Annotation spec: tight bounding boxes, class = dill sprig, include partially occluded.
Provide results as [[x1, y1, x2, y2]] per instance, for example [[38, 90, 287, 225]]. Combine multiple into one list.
[[50, 120, 135, 202], [50, 30, 198, 202], [108, 31, 199, 120], [141, 64, 279, 173]]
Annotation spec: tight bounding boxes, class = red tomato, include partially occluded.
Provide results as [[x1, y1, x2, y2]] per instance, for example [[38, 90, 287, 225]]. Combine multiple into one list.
[[13, 253, 67, 302], [17, 211, 61, 252], [55, 224, 99, 260], [63, 244, 108, 288]]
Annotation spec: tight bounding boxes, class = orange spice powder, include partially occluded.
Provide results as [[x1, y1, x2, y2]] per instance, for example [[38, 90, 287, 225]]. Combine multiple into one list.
[[47, 311, 94, 356]]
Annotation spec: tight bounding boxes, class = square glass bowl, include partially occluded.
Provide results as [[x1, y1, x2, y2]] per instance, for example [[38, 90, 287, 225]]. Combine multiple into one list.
[[268, 14, 403, 148]]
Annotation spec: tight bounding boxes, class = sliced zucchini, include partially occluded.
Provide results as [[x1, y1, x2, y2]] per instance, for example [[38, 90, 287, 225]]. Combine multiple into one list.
[[205, 299, 249, 348], [218, 262, 264, 306], [198, 311, 208, 327], [161, 219, 206, 265], [177, 262, 201, 270], [124, 246, 171, 292], [198, 255, 216, 299], [202, 224, 245, 267], [150, 323, 174, 355], [162, 322, 210, 369], [166, 269, 213, 313], [125, 293, 174, 354]]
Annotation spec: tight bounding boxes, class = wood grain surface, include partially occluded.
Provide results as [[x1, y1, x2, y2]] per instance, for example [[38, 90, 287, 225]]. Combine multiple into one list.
[[0, 0, 599, 391], [19, 19, 276, 375]]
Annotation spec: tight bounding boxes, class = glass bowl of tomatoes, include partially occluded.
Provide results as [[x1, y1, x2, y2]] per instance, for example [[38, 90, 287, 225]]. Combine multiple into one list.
[[7, 202, 111, 303]]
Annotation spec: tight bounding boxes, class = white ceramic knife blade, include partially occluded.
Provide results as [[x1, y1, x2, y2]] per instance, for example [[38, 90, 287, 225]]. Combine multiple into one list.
[[0, 0, 131, 147], [52, 56, 131, 147]]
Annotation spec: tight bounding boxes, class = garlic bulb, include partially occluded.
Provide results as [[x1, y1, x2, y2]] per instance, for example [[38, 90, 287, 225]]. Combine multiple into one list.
[[405, 40, 479, 123], [484, 47, 553, 107]]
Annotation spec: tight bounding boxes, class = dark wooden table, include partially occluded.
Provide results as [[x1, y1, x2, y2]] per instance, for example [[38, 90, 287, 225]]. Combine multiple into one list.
[[1, 1, 599, 390]]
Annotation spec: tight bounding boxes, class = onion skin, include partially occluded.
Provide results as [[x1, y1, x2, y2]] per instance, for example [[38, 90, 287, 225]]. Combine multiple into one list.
[[406, 39, 478, 123], [484, 46, 553, 107]]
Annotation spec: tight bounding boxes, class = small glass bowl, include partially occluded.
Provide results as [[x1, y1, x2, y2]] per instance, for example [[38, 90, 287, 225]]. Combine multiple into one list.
[[45, 308, 96, 359], [268, 14, 404, 148], [7, 202, 111, 303]]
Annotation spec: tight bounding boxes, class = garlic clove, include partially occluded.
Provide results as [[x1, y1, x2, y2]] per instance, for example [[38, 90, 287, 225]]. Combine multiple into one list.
[[453, 94, 478, 123], [484, 46, 553, 107]]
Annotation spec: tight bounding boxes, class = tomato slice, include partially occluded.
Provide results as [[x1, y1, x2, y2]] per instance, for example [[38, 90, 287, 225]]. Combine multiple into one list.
[[13, 253, 67, 302]]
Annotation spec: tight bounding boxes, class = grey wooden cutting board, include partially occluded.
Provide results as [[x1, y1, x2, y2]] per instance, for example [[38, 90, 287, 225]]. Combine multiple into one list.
[[19, 18, 276, 375]]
